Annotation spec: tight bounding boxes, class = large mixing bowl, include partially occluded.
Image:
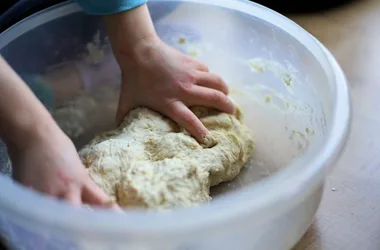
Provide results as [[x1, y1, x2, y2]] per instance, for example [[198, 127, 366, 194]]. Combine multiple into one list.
[[0, 0, 350, 249]]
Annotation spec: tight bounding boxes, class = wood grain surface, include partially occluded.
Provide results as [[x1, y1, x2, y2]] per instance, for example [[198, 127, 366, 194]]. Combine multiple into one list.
[[289, 0, 380, 249]]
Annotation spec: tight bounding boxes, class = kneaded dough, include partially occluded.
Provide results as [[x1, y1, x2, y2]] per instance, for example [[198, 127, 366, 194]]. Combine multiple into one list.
[[79, 107, 254, 209]]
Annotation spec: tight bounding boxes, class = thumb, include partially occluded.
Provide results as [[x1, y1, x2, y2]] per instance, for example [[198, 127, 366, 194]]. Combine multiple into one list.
[[82, 177, 119, 210]]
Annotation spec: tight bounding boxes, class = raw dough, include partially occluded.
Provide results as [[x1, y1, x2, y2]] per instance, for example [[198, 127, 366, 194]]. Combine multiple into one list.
[[79, 107, 254, 209]]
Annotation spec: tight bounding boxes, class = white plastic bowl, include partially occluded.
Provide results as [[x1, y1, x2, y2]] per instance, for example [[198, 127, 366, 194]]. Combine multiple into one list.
[[0, 0, 350, 249]]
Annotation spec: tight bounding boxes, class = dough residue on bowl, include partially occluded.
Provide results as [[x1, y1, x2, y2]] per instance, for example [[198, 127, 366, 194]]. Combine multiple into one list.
[[79, 107, 254, 210]]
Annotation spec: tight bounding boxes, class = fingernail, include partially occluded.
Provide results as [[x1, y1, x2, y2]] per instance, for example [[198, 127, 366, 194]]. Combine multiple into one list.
[[227, 96, 238, 115], [201, 133, 217, 148]]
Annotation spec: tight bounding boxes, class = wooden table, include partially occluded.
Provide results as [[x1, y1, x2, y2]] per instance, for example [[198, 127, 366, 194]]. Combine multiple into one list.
[[289, 0, 380, 249]]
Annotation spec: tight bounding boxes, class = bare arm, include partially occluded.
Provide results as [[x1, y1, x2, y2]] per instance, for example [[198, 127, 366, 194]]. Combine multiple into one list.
[[0, 56, 56, 150], [0, 56, 115, 207], [103, 4, 157, 69], [103, 4, 235, 143]]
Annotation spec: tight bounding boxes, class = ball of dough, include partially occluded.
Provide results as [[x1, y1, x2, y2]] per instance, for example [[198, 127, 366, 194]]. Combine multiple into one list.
[[79, 107, 254, 210]]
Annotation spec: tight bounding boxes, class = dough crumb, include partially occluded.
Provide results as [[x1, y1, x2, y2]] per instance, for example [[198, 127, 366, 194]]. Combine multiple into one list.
[[79, 106, 254, 210]]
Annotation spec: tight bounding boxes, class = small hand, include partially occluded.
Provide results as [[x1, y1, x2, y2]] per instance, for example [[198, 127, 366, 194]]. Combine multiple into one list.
[[116, 39, 236, 142], [10, 125, 117, 209], [0, 56, 118, 209]]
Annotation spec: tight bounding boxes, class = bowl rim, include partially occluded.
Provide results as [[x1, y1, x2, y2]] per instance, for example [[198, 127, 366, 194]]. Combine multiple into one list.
[[0, 0, 351, 239]]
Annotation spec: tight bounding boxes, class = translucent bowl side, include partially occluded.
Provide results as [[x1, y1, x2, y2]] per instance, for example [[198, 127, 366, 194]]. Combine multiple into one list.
[[0, 1, 350, 250]]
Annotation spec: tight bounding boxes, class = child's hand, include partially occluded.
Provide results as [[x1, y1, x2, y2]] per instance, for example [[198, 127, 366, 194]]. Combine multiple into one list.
[[116, 39, 236, 143], [10, 126, 115, 208], [105, 5, 236, 143], [0, 57, 117, 208]]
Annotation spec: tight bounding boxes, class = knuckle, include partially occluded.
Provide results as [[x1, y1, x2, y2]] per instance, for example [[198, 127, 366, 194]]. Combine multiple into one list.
[[178, 80, 196, 94], [175, 71, 198, 84], [166, 99, 179, 110], [183, 56, 195, 64], [174, 72, 198, 90], [183, 116, 193, 126], [200, 64, 209, 72], [222, 95, 230, 106], [188, 71, 199, 83], [212, 74, 223, 84], [210, 91, 225, 103], [181, 111, 197, 125], [181, 84, 193, 95]]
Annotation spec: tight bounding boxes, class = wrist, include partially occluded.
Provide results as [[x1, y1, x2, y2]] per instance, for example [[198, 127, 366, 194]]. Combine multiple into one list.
[[117, 36, 163, 72], [104, 4, 161, 70], [2, 109, 60, 153]]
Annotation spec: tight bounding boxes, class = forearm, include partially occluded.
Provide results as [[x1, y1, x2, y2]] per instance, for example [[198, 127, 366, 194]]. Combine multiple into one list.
[[104, 4, 159, 69], [0, 57, 56, 149], [75, 0, 157, 69], [104, 4, 157, 51]]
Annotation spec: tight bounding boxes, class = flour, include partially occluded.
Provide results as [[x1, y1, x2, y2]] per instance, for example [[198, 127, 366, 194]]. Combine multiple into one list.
[[53, 95, 97, 139], [83, 31, 109, 65], [79, 107, 254, 210]]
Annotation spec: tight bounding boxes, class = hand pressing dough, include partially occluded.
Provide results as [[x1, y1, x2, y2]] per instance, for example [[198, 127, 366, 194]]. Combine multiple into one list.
[[79, 107, 254, 209]]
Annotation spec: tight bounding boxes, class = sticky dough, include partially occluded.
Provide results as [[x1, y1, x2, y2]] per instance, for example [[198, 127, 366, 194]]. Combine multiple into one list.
[[79, 107, 254, 209]]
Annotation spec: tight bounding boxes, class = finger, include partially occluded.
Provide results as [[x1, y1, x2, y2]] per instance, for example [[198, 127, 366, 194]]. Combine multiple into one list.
[[116, 84, 135, 125], [101, 201, 123, 212], [82, 178, 122, 210], [83, 178, 122, 211], [82, 177, 112, 206], [64, 184, 82, 206], [190, 60, 208, 72], [165, 101, 208, 143], [187, 87, 236, 114], [196, 62, 209, 72], [195, 72, 229, 95]]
